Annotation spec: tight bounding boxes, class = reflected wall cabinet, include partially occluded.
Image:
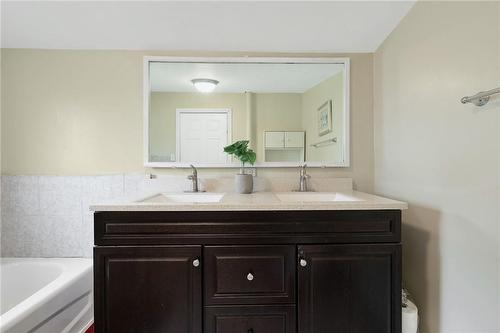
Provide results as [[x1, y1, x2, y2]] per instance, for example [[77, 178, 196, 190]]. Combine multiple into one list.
[[264, 131, 305, 162]]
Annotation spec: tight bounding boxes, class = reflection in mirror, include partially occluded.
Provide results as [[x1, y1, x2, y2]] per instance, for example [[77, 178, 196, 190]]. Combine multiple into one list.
[[146, 58, 349, 167]]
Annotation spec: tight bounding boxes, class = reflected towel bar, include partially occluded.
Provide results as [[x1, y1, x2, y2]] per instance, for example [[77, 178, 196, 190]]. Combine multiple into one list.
[[461, 87, 500, 106], [310, 137, 337, 148]]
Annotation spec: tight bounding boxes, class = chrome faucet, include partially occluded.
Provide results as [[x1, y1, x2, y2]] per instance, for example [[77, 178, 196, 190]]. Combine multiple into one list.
[[186, 164, 199, 192], [298, 164, 311, 192]]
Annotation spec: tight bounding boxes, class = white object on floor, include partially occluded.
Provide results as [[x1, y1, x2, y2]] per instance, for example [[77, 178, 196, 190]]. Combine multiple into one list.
[[0, 258, 93, 333], [402, 299, 419, 333]]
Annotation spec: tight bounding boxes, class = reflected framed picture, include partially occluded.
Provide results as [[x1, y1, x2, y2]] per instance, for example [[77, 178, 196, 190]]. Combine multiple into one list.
[[317, 99, 333, 136]]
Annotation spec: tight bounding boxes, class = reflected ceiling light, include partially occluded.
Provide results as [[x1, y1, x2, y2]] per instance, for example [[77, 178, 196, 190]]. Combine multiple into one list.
[[191, 78, 219, 93]]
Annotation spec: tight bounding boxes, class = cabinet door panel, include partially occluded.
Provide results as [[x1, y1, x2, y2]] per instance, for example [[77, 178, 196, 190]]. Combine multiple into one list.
[[284, 131, 305, 148], [265, 132, 285, 148], [298, 244, 401, 333], [94, 246, 202, 333]]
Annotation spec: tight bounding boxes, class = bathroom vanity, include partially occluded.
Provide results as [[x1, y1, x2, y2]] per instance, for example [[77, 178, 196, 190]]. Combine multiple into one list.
[[89, 55, 407, 333], [92, 191, 406, 333]]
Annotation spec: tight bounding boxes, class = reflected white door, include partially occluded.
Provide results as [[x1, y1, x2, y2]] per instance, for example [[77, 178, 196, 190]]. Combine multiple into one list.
[[177, 109, 230, 163]]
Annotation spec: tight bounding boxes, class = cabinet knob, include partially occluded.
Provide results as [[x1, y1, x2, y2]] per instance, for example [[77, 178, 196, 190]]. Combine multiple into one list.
[[300, 259, 307, 267], [248, 329, 254, 333], [247, 272, 254, 281], [192, 259, 200, 267]]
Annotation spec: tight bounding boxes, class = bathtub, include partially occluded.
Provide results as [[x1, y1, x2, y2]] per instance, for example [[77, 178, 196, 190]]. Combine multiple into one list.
[[0, 258, 93, 333]]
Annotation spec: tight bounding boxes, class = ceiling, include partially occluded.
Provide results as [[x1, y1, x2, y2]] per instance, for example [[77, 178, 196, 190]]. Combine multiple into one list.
[[150, 62, 345, 93], [1, 1, 415, 52]]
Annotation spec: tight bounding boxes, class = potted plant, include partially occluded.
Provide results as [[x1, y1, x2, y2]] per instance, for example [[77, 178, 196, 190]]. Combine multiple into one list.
[[223, 140, 256, 194]]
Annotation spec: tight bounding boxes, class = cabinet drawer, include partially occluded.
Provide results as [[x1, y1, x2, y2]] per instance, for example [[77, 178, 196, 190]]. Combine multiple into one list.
[[94, 210, 401, 246], [204, 246, 295, 305], [205, 305, 295, 333]]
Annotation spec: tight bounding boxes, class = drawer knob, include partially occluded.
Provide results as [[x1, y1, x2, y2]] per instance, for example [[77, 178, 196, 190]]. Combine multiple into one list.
[[300, 259, 307, 267], [248, 329, 254, 333], [247, 272, 254, 281], [192, 259, 200, 267]]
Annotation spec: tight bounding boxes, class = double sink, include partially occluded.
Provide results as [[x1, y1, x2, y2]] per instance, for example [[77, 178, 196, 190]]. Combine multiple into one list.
[[138, 192, 363, 204]]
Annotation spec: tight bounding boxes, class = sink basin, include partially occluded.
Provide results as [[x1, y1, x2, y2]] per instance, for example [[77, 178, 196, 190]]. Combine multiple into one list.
[[138, 193, 224, 204], [275, 192, 363, 203]]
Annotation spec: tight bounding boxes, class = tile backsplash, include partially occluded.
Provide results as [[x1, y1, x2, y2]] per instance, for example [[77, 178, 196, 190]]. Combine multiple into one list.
[[0, 173, 352, 258], [1, 174, 124, 258]]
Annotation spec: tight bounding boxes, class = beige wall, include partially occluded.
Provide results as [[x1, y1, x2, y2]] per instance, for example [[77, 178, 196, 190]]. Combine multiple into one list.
[[254, 93, 303, 162], [150, 92, 303, 163], [302, 71, 344, 163], [1, 50, 373, 191], [1, 50, 144, 175], [150, 92, 247, 161], [151, 84, 346, 164], [374, 1, 500, 332]]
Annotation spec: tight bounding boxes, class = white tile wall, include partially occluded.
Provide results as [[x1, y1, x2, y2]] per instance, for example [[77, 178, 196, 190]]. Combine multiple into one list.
[[2, 176, 40, 215], [0, 173, 352, 258], [1, 174, 127, 258]]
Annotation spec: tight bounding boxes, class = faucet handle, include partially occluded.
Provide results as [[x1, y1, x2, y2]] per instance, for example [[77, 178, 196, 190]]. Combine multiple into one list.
[[300, 164, 308, 176], [189, 164, 197, 174]]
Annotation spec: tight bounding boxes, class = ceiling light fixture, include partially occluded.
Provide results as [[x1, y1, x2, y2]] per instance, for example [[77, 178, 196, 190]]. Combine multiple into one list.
[[191, 78, 219, 93]]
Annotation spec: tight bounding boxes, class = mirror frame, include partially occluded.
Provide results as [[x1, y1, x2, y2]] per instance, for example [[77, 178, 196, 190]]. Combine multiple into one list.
[[143, 56, 350, 168]]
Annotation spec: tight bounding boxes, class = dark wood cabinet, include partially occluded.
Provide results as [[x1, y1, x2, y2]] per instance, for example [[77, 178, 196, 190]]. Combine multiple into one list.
[[94, 246, 202, 333], [298, 244, 401, 333], [94, 210, 402, 333]]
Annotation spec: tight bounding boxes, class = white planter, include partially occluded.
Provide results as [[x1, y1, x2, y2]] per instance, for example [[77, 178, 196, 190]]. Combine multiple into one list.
[[234, 174, 253, 194]]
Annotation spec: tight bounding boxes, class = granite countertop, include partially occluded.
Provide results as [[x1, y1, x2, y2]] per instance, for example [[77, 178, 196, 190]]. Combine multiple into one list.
[[89, 190, 408, 212]]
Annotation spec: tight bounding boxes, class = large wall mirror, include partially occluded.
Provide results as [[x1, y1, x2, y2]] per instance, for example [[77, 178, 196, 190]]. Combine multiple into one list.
[[144, 57, 350, 168]]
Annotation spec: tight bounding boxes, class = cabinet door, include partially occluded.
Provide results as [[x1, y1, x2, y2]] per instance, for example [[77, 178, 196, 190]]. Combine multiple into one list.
[[265, 131, 285, 148], [298, 244, 401, 333], [94, 246, 202, 333], [284, 131, 304, 148]]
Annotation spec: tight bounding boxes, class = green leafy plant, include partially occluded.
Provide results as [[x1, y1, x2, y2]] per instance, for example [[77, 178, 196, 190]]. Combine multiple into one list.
[[223, 140, 256, 173]]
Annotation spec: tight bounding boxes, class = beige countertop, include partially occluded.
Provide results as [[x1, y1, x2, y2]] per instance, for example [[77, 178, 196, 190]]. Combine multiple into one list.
[[89, 191, 408, 212]]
